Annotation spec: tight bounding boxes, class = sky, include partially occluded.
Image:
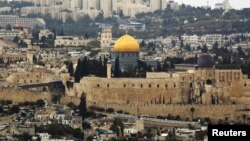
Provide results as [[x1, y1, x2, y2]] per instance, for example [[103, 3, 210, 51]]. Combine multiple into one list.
[[174, 0, 250, 9]]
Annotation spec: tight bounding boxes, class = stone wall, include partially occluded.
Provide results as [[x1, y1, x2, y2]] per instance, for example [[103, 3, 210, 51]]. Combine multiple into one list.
[[80, 77, 182, 105], [90, 102, 236, 121], [60, 96, 81, 106], [67, 68, 250, 122], [0, 87, 51, 104]]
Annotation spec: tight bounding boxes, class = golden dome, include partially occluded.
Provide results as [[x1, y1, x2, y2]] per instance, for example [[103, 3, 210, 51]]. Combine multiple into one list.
[[113, 34, 140, 52]]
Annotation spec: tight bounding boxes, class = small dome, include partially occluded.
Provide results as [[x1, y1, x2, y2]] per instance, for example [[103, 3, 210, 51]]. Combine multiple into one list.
[[113, 35, 140, 52], [197, 54, 214, 67]]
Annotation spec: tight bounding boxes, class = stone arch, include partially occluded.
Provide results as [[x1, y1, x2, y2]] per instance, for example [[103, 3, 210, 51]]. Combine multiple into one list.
[[206, 79, 212, 85]]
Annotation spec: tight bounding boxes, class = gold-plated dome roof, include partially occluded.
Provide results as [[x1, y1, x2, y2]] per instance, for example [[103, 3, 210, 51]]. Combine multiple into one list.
[[113, 35, 140, 52]]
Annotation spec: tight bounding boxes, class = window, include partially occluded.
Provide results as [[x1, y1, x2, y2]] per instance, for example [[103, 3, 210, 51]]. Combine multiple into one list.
[[174, 84, 176, 88], [149, 84, 151, 88], [97, 84, 100, 88], [141, 84, 143, 88], [124, 84, 126, 88], [107, 84, 110, 88], [165, 84, 168, 88], [157, 84, 160, 88]]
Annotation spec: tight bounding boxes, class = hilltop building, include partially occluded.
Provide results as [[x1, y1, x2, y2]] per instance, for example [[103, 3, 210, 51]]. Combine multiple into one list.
[[111, 34, 140, 70], [215, 0, 232, 10], [66, 34, 250, 122], [0, 15, 45, 29]]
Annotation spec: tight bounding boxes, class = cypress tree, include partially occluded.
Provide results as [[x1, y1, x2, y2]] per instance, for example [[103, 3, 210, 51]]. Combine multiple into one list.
[[74, 59, 83, 82], [68, 61, 74, 77], [114, 56, 120, 77]]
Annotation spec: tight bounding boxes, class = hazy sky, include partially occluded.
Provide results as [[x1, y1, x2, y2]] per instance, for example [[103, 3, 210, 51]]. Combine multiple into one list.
[[174, 0, 250, 9]]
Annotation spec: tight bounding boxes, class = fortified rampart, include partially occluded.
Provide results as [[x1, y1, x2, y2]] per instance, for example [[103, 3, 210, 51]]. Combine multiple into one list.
[[80, 77, 183, 105], [90, 102, 236, 121], [0, 87, 51, 104], [71, 75, 250, 121]]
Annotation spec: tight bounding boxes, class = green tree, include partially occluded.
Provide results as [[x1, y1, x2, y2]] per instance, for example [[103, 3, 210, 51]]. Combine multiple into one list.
[[12, 36, 19, 44], [171, 40, 176, 47], [0, 106, 3, 113], [87, 40, 100, 47], [242, 114, 247, 124], [51, 94, 62, 104], [15, 133, 32, 141], [67, 102, 77, 109], [165, 132, 178, 141], [65, 61, 74, 76], [114, 56, 120, 78], [18, 40, 28, 48], [106, 108, 114, 113], [36, 99, 45, 107], [195, 130, 207, 140], [145, 128, 153, 140], [40, 36, 46, 48], [10, 105, 20, 114], [6, 24, 12, 30], [190, 107, 195, 121], [95, 13, 104, 22], [74, 58, 83, 82], [157, 61, 162, 72], [110, 118, 124, 136], [212, 41, 219, 51], [79, 93, 87, 120]]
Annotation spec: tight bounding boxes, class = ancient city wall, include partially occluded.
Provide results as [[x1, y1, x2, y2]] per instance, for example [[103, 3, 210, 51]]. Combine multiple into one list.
[[74, 77, 238, 121], [89, 102, 236, 121], [79, 77, 183, 105], [60, 96, 81, 105], [0, 87, 51, 104]]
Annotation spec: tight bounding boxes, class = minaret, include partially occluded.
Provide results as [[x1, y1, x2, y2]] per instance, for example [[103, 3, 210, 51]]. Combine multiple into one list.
[[107, 61, 112, 78]]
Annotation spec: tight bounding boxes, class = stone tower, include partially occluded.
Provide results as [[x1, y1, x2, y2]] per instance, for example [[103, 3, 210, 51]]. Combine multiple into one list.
[[101, 27, 112, 48], [107, 61, 112, 78]]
